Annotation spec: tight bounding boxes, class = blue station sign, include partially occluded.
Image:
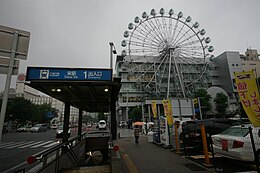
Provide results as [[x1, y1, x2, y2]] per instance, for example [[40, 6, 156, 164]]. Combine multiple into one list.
[[26, 67, 112, 81]]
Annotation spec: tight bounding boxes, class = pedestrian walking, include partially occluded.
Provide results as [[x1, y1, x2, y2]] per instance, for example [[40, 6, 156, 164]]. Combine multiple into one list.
[[133, 125, 141, 144]]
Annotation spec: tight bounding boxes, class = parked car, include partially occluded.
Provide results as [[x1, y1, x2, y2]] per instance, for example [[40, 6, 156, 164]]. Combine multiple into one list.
[[56, 125, 71, 138], [31, 124, 48, 133], [212, 124, 260, 162], [17, 125, 31, 132], [119, 121, 126, 128], [98, 120, 107, 130], [182, 119, 242, 149], [50, 124, 59, 129], [174, 118, 194, 140]]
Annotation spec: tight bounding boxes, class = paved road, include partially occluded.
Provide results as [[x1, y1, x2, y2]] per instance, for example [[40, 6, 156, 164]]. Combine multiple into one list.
[[0, 130, 61, 172], [117, 128, 211, 173]]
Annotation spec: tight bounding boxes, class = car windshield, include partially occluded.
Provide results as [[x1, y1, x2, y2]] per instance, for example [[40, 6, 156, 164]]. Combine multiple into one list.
[[99, 122, 105, 125], [220, 127, 249, 137]]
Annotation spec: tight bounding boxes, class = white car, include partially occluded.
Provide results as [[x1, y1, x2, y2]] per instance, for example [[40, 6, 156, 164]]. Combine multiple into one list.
[[56, 125, 71, 138], [98, 120, 107, 130], [17, 125, 31, 132], [212, 124, 260, 162], [31, 124, 48, 133], [119, 121, 126, 128]]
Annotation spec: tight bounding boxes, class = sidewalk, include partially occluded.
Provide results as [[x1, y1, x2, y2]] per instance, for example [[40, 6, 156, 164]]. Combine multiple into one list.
[[117, 128, 212, 173]]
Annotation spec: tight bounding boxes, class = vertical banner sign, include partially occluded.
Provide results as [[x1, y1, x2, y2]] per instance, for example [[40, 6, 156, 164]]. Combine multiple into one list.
[[193, 98, 199, 113], [234, 70, 260, 127], [151, 100, 157, 118], [162, 99, 174, 126]]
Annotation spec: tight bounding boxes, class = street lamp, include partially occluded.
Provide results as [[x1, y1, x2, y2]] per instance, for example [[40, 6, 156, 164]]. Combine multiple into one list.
[[109, 42, 117, 69]]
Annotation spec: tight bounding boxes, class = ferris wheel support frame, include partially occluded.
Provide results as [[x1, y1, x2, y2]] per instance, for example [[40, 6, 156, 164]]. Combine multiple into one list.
[[121, 8, 214, 98]]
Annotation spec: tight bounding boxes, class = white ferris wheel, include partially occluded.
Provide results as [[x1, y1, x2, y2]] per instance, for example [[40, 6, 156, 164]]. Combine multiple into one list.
[[121, 8, 214, 98]]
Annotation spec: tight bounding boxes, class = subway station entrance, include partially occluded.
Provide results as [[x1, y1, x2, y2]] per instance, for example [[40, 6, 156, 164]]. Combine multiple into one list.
[[21, 66, 122, 173], [26, 66, 121, 142]]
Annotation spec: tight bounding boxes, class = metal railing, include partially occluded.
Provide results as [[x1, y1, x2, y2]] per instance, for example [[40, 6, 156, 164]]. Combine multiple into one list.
[[5, 131, 121, 173], [4, 134, 87, 173]]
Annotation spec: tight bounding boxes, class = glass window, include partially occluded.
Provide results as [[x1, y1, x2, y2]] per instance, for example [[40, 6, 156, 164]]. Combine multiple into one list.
[[220, 127, 249, 137]]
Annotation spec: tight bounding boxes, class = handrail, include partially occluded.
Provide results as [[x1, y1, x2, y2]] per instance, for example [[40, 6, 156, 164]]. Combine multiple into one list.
[[32, 132, 87, 158], [4, 133, 87, 173]]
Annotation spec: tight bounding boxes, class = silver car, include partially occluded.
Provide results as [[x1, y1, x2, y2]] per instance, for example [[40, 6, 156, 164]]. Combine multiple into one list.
[[31, 124, 48, 133]]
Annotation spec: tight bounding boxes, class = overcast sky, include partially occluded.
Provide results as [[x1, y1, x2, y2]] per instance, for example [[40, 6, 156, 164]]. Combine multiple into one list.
[[0, 0, 260, 92]]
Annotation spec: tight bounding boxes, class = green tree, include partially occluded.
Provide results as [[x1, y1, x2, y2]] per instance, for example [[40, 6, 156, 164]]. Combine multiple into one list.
[[129, 106, 142, 122], [97, 112, 107, 121], [194, 89, 212, 118], [34, 103, 58, 123], [214, 92, 228, 117], [5, 97, 34, 123], [82, 115, 97, 124], [1, 98, 58, 124]]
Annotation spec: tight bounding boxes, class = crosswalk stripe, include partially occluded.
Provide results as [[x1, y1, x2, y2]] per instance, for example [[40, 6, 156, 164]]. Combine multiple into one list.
[[43, 142, 58, 148], [6, 141, 34, 149], [0, 142, 16, 148], [19, 141, 44, 149], [0, 141, 60, 149], [30, 141, 54, 148]]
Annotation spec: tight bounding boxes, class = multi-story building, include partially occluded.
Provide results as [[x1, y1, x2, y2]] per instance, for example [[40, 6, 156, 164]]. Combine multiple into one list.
[[115, 49, 260, 121], [210, 51, 242, 101], [115, 54, 211, 122], [210, 49, 260, 111], [241, 49, 260, 76]]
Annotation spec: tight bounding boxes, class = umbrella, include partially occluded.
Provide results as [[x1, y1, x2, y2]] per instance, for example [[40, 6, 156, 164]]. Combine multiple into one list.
[[133, 121, 144, 126], [147, 122, 154, 126]]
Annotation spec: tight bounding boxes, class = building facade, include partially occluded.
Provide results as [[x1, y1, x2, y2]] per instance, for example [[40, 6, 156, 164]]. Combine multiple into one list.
[[0, 74, 80, 124], [115, 49, 260, 121]]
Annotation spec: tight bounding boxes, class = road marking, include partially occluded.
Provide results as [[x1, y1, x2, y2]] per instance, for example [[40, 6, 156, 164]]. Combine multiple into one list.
[[19, 141, 43, 148], [0, 142, 16, 148], [0, 141, 60, 149], [30, 141, 54, 148], [119, 144, 139, 173], [43, 141, 58, 148], [6, 141, 34, 149]]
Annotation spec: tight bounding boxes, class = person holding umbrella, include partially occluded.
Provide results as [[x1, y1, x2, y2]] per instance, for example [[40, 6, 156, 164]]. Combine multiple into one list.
[[133, 122, 143, 144], [133, 125, 141, 144]]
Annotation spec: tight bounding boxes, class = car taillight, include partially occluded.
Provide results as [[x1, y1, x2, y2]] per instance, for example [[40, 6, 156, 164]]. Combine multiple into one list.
[[221, 139, 228, 151], [233, 140, 244, 148]]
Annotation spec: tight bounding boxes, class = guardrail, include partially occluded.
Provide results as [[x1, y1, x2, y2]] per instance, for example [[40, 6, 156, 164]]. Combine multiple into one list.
[[4, 131, 121, 173], [4, 134, 87, 173]]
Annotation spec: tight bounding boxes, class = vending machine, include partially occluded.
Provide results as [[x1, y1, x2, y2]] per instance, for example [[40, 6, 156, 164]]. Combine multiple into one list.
[[159, 117, 171, 146]]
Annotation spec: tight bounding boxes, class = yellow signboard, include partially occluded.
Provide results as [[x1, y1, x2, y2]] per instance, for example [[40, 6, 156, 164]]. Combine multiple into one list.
[[162, 99, 174, 126], [234, 70, 260, 127], [151, 100, 157, 118]]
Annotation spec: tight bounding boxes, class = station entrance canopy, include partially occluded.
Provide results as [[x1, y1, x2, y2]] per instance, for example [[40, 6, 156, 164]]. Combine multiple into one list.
[[25, 67, 121, 113]]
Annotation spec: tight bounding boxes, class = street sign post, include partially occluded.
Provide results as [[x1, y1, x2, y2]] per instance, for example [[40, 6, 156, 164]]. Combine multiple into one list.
[[0, 25, 30, 60], [0, 57, 19, 75], [0, 25, 30, 141]]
